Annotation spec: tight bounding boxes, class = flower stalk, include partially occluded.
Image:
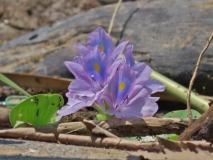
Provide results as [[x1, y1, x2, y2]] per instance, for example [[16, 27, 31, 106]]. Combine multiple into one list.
[[150, 70, 209, 113]]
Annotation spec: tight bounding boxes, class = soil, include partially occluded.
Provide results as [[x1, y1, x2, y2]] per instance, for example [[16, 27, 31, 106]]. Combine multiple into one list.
[[0, 0, 102, 45]]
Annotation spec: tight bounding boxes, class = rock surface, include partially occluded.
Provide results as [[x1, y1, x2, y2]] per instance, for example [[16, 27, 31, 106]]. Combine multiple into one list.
[[0, 138, 139, 159], [0, 0, 213, 94]]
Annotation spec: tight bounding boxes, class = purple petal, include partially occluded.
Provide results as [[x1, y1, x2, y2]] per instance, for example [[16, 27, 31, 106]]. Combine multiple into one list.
[[56, 89, 103, 122], [96, 89, 113, 108], [105, 87, 152, 118], [73, 56, 84, 64], [83, 46, 108, 86], [110, 94, 158, 118], [105, 103, 143, 118], [134, 64, 152, 85], [87, 27, 114, 56], [110, 64, 135, 105], [107, 58, 124, 83], [56, 97, 87, 121], [124, 45, 135, 67], [74, 44, 89, 57], [109, 41, 129, 64], [127, 87, 152, 107], [68, 79, 95, 97], [132, 62, 146, 77], [145, 79, 166, 94], [140, 97, 159, 117], [64, 61, 89, 81]]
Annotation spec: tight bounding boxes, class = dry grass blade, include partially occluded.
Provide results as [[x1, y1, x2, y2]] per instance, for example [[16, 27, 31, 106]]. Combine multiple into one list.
[[108, 0, 122, 34]]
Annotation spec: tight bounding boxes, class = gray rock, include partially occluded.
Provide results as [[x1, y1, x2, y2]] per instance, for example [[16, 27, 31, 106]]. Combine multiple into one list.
[[0, 138, 139, 159], [0, 0, 213, 94]]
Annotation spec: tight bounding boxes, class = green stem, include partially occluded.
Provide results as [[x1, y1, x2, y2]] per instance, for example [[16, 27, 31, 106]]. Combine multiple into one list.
[[93, 103, 113, 120], [93, 103, 105, 115], [151, 70, 209, 113], [0, 73, 31, 97]]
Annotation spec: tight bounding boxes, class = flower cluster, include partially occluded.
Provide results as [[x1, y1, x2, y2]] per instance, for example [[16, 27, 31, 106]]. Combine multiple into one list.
[[56, 27, 165, 121]]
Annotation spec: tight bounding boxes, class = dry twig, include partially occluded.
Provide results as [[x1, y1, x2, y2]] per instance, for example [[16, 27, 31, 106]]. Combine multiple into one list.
[[187, 32, 213, 123], [0, 117, 190, 137], [178, 103, 213, 141]]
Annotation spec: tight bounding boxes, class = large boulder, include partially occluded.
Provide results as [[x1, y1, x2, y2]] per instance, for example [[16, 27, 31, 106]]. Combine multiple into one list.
[[0, 0, 213, 94]]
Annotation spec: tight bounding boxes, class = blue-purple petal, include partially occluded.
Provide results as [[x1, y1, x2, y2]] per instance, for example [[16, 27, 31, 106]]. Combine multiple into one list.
[[132, 62, 146, 77], [87, 27, 114, 56], [68, 79, 95, 97], [74, 44, 89, 57], [145, 79, 166, 94], [64, 61, 89, 81], [56, 97, 87, 121], [83, 46, 108, 86], [124, 45, 135, 67], [134, 64, 152, 85], [107, 58, 124, 83], [110, 64, 135, 105], [73, 56, 84, 64], [140, 97, 159, 117], [109, 40, 128, 64]]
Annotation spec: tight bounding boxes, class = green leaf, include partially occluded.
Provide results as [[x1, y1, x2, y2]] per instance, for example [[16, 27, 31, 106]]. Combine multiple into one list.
[[9, 94, 64, 127], [163, 109, 201, 119]]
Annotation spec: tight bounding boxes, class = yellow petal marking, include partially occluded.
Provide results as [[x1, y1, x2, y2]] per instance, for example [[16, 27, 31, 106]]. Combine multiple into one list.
[[99, 44, 104, 51], [119, 81, 125, 92], [94, 63, 100, 73]]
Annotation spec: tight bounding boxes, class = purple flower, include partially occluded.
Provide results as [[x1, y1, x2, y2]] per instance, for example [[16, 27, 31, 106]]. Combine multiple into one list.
[[87, 27, 114, 57], [56, 26, 165, 121], [96, 44, 165, 118], [56, 47, 115, 121], [98, 61, 165, 118], [74, 27, 128, 65], [56, 27, 128, 121]]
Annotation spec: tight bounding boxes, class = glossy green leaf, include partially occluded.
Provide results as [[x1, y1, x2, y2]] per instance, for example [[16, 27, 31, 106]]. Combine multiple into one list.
[[9, 94, 64, 127], [163, 109, 201, 119]]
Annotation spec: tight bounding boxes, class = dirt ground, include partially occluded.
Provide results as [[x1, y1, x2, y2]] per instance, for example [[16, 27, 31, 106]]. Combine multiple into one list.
[[0, 0, 102, 45]]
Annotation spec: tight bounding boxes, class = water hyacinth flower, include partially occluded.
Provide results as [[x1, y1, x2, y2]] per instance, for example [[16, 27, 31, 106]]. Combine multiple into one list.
[[74, 27, 128, 65], [56, 26, 165, 121], [56, 27, 128, 121], [96, 44, 165, 118], [98, 61, 165, 118]]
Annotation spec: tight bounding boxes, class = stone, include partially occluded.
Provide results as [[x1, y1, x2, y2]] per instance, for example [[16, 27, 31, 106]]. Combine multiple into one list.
[[0, 0, 213, 94]]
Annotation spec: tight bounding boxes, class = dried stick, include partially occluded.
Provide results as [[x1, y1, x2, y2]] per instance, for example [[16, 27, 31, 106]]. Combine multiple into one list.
[[1, 127, 213, 153], [41, 117, 190, 136], [178, 103, 213, 141], [1, 117, 190, 137], [108, 0, 122, 34], [0, 128, 163, 152], [187, 32, 213, 123]]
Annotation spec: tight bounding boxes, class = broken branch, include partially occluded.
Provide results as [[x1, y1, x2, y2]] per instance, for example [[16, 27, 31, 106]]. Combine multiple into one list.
[[178, 104, 213, 142], [1, 117, 190, 136]]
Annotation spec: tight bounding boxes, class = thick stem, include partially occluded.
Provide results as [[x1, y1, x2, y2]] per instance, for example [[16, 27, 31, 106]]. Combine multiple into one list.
[[151, 70, 209, 113]]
